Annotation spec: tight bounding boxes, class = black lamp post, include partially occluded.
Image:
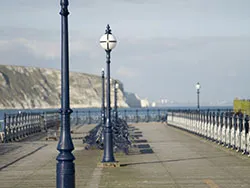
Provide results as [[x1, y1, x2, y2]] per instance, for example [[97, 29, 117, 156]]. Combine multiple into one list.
[[101, 68, 106, 127], [99, 24, 117, 163], [114, 81, 119, 123], [196, 82, 201, 111], [56, 1, 75, 188]]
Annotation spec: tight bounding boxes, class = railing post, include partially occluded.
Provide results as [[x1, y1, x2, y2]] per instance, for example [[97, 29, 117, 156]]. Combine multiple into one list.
[[171, 110, 174, 122], [24, 113, 28, 135], [224, 112, 228, 147], [16, 114, 20, 139], [76, 111, 79, 125], [228, 112, 233, 148], [203, 111, 206, 138], [30, 114, 33, 134], [196, 111, 199, 135], [242, 115, 249, 155], [219, 112, 224, 145], [88, 110, 91, 124], [202, 111, 204, 136], [200, 111, 203, 136], [40, 113, 45, 131], [212, 112, 215, 141], [28, 113, 32, 135], [157, 109, 160, 122], [232, 114, 237, 150], [21, 114, 24, 138], [208, 111, 211, 139], [12, 115, 16, 141], [13, 115, 17, 141], [9, 115, 13, 141], [146, 109, 149, 123], [216, 110, 220, 143], [237, 113, 243, 152], [166, 111, 168, 125], [38, 114, 41, 132], [197, 111, 200, 135], [188, 110, 191, 132], [136, 109, 138, 123], [192, 111, 195, 133], [34, 114, 38, 133], [190, 110, 193, 133], [206, 110, 209, 139], [4, 113, 7, 143], [23, 113, 26, 137]]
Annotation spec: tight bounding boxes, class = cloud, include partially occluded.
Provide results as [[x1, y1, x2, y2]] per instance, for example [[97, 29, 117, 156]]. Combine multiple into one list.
[[0, 27, 58, 40], [0, 38, 60, 60], [116, 67, 140, 78], [0, 28, 105, 75], [227, 70, 237, 78], [0, 26, 101, 61], [1, 33, 249, 103], [110, 36, 250, 101]]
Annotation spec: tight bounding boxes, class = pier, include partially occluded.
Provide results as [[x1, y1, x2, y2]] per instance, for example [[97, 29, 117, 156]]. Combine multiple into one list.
[[1, 120, 250, 188]]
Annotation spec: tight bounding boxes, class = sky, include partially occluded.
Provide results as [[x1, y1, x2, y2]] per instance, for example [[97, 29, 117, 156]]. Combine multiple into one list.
[[0, 0, 250, 105]]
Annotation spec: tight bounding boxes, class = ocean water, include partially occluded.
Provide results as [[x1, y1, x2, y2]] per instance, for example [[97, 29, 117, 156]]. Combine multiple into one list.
[[0, 106, 233, 120], [0, 106, 233, 131]]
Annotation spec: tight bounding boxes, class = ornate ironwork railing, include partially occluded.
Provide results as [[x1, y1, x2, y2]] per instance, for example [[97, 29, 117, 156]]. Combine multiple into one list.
[[167, 109, 249, 155], [71, 108, 169, 125], [2, 111, 59, 143]]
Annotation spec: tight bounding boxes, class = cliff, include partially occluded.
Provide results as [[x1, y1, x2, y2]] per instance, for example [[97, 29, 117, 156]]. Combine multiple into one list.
[[124, 92, 150, 108], [0, 65, 129, 109]]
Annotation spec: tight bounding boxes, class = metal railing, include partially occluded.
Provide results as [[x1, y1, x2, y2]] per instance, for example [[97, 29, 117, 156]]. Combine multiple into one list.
[[71, 108, 168, 125], [167, 109, 250, 155], [71, 110, 102, 125], [3, 111, 60, 143], [117, 108, 166, 123]]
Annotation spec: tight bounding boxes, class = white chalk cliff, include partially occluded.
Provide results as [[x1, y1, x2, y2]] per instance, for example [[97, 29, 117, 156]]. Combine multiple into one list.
[[0, 65, 150, 109], [0, 65, 132, 109]]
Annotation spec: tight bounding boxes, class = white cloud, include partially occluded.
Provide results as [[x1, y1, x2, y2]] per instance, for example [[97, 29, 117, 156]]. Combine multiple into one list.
[[227, 70, 237, 78], [0, 0, 250, 103], [1, 34, 249, 103], [116, 67, 140, 78], [0, 38, 60, 59]]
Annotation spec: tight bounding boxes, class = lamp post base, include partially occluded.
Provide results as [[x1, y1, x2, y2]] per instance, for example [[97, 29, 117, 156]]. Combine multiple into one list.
[[97, 161, 120, 168]]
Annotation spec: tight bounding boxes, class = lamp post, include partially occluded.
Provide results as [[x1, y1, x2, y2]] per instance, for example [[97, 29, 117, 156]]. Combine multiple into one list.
[[196, 82, 201, 111], [56, 1, 75, 188], [99, 24, 117, 163], [114, 81, 119, 123], [101, 68, 105, 127]]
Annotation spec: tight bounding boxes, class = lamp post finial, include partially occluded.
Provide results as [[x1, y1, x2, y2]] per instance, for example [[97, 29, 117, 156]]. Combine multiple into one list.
[[105, 24, 112, 34]]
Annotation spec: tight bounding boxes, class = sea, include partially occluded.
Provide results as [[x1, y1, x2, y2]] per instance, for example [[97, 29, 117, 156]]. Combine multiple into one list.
[[0, 106, 233, 131], [0, 106, 233, 120]]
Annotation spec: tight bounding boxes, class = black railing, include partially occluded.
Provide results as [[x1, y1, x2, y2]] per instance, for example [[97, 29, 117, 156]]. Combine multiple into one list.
[[71, 110, 102, 125], [71, 108, 169, 125]]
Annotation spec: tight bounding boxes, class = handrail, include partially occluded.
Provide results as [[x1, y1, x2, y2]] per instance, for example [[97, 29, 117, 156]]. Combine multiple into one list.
[[2, 111, 60, 143], [167, 109, 249, 156]]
